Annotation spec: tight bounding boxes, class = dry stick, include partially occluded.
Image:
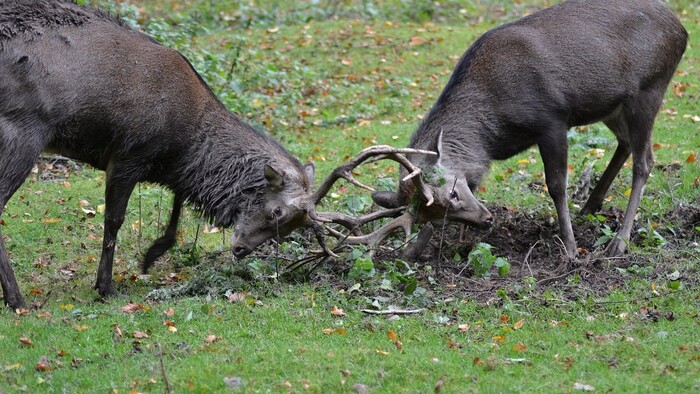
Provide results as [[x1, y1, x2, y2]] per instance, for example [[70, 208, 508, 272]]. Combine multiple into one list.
[[521, 240, 539, 277], [361, 308, 423, 315], [156, 342, 172, 394], [536, 268, 580, 286]]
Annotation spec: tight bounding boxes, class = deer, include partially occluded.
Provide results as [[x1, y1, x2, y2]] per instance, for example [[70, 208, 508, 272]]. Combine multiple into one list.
[[0, 0, 303, 309], [0, 0, 440, 310], [365, 0, 688, 260]]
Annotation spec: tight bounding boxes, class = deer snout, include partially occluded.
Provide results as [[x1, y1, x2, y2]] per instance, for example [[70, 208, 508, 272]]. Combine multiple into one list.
[[232, 245, 252, 259]]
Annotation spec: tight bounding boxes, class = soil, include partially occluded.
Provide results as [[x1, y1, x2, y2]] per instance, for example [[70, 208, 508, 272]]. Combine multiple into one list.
[[211, 197, 699, 305]]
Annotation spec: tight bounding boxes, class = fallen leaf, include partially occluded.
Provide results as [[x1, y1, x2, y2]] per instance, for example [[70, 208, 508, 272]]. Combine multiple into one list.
[[573, 382, 595, 391], [513, 343, 527, 352], [376, 349, 389, 355], [499, 315, 510, 323], [387, 330, 397, 341], [35, 356, 52, 372], [14, 308, 30, 315], [687, 153, 696, 164], [340, 369, 352, 376], [204, 335, 219, 343], [330, 306, 346, 317], [36, 311, 52, 319], [394, 340, 403, 351], [133, 330, 149, 339], [163, 320, 177, 332], [458, 324, 470, 332], [353, 383, 370, 394], [409, 36, 428, 46], [227, 292, 248, 303], [3, 362, 22, 371], [673, 82, 687, 97], [434, 376, 446, 393], [492, 335, 506, 344], [164, 308, 175, 317], [74, 325, 88, 331], [513, 319, 525, 330], [120, 303, 148, 314], [445, 339, 461, 349], [19, 337, 33, 347]]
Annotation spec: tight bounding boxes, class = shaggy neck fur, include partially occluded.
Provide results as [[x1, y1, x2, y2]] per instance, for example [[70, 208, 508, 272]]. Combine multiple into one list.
[[169, 111, 307, 228]]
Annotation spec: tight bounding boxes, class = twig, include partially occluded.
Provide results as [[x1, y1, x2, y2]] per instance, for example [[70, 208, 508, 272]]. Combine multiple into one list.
[[536, 268, 580, 286], [361, 308, 423, 315], [156, 342, 172, 394], [521, 240, 539, 277]]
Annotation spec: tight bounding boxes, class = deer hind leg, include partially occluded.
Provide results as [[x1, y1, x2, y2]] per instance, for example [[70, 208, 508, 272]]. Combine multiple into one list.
[[0, 121, 50, 309], [142, 194, 184, 273], [580, 141, 630, 215], [605, 91, 663, 257], [538, 125, 577, 259]]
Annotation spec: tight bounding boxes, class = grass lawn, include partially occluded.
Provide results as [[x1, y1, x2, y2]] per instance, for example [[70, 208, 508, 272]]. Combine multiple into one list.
[[1, 0, 699, 392]]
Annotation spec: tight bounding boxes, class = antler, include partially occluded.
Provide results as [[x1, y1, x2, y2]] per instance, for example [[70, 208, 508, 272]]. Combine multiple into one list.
[[309, 145, 437, 206], [325, 211, 416, 256], [308, 205, 406, 235]]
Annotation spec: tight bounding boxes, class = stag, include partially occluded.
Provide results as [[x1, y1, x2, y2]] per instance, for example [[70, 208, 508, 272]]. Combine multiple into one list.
[[369, 0, 687, 259], [0, 0, 323, 309]]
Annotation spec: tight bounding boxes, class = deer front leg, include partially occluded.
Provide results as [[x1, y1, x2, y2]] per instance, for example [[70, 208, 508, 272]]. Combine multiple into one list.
[[96, 170, 137, 298], [539, 130, 577, 259]]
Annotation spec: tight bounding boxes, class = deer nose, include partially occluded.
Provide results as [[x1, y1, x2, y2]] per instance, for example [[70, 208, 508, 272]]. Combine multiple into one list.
[[483, 217, 494, 228], [232, 246, 251, 259]]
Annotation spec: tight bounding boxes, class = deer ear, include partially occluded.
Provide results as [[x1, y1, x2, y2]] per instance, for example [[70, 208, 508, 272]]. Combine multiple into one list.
[[303, 163, 315, 185], [264, 164, 285, 191]]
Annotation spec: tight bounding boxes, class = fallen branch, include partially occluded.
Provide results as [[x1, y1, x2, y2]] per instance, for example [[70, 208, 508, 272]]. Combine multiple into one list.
[[361, 308, 423, 315], [156, 342, 172, 394]]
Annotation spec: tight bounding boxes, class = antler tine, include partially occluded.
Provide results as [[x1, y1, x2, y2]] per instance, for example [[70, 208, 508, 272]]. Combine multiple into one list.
[[309, 145, 437, 204], [325, 212, 415, 256], [310, 206, 407, 236]]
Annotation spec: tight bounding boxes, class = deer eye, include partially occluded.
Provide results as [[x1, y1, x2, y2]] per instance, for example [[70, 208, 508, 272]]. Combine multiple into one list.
[[273, 207, 282, 217], [449, 190, 458, 200]]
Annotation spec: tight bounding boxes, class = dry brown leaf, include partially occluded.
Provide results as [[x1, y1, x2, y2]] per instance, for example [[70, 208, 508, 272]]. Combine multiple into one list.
[[387, 330, 397, 341], [164, 308, 175, 317], [35, 356, 52, 372], [513, 343, 527, 352], [330, 306, 347, 317], [513, 319, 525, 330], [133, 330, 149, 339], [120, 303, 148, 314], [204, 335, 219, 343], [409, 36, 428, 46], [19, 337, 33, 347], [434, 376, 446, 393], [227, 292, 248, 303]]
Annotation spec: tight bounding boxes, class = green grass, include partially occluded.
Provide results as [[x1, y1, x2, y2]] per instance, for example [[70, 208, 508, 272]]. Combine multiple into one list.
[[2, 0, 700, 392]]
